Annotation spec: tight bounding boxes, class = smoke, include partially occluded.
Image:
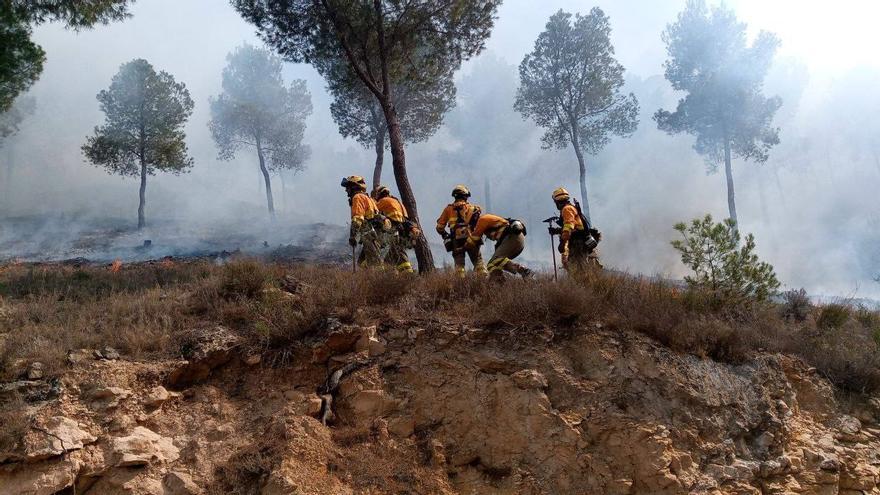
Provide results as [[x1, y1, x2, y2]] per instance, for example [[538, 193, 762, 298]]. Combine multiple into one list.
[[1, 0, 878, 299]]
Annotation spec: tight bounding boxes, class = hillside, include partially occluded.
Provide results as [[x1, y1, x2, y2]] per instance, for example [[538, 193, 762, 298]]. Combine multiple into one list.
[[2, 260, 880, 494]]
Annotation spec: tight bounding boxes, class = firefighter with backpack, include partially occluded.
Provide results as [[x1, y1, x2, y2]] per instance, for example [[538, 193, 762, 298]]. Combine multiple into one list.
[[465, 211, 532, 280], [549, 187, 602, 274], [374, 185, 418, 273], [436, 185, 487, 276], [341, 176, 385, 268]]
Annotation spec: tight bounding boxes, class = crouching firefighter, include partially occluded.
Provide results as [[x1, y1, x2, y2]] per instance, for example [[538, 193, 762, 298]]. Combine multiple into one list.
[[341, 176, 383, 268], [549, 187, 602, 274], [436, 185, 487, 276], [465, 212, 532, 280], [374, 185, 418, 274]]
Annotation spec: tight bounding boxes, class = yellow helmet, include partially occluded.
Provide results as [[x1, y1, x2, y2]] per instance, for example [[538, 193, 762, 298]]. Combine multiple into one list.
[[375, 185, 391, 198], [451, 184, 471, 199], [341, 175, 367, 192], [552, 187, 570, 202]]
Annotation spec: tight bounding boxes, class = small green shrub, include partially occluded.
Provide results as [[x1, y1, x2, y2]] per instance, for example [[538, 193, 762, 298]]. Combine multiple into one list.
[[672, 214, 780, 306], [817, 303, 850, 330]]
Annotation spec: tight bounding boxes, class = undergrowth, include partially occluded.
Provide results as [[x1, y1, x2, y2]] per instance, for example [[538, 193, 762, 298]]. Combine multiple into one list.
[[1, 259, 879, 394]]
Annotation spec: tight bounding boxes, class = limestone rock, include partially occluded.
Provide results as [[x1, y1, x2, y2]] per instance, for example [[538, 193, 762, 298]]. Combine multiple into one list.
[[110, 426, 180, 467], [87, 385, 131, 409], [66, 349, 95, 365], [511, 369, 547, 389], [163, 471, 202, 495], [10, 417, 96, 462], [0, 456, 81, 495], [143, 386, 170, 409], [168, 326, 239, 389]]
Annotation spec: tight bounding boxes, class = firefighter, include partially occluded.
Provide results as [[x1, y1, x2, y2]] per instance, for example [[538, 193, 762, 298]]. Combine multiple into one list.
[[374, 185, 417, 273], [436, 185, 486, 276], [341, 176, 383, 267], [550, 187, 602, 274], [465, 212, 532, 280]]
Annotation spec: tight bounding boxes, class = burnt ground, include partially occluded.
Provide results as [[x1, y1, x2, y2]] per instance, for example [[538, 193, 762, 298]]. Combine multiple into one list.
[[0, 215, 350, 266]]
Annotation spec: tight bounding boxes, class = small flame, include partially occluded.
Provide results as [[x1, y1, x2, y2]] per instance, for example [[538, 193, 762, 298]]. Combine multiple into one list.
[[110, 260, 123, 273]]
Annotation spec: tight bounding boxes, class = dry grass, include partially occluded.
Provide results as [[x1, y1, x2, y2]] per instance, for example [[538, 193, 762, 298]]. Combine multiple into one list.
[[2, 260, 880, 394]]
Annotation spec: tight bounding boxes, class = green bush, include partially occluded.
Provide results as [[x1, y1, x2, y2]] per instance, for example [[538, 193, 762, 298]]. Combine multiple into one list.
[[817, 303, 850, 330], [672, 214, 780, 306]]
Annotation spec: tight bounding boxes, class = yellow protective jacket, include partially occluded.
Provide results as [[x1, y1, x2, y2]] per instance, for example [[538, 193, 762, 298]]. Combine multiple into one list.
[[437, 200, 481, 239], [350, 192, 379, 228], [377, 196, 408, 223], [468, 214, 509, 243], [560, 204, 585, 241]]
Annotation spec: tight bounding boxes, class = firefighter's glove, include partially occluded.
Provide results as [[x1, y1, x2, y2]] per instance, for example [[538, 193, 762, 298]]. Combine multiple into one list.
[[557, 240, 566, 254], [348, 236, 357, 247], [548, 227, 562, 236]]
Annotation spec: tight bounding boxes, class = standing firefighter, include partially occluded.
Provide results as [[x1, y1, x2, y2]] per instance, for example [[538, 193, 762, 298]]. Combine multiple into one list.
[[375, 185, 417, 273], [550, 187, 602, 274], [341, 176, 383, 267], [436, 185, 486, 276], [466, 212, 532, 280]]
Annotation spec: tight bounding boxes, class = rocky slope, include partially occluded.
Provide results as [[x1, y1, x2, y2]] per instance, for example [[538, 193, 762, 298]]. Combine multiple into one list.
[[3, 318, 880, 494]]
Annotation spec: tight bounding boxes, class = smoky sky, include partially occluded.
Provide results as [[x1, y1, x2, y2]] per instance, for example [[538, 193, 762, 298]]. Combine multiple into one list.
[[2, 0, 879, 299]]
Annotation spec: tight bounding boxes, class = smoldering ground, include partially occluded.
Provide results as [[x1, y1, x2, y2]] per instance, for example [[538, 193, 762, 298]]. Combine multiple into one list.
[[0, 0, 878, 299]]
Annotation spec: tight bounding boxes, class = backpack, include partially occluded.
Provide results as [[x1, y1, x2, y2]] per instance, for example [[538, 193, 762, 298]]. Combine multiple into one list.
[[572, 199, 599, 251]]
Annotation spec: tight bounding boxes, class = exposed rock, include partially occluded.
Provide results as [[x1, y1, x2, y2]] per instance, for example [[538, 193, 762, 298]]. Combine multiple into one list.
[[0, 456, 81, 495], [163, 470, 202, 495], [109, 426, 180, 467], [168, 326, 239, 389], [143, 386, 170, 409], [26, 362, 44, 380], [244, 353, 262, 366], [388, 416, 415, 438], [2, 417, 96, 463], [0, 380, 57, 403], [66, 349, 95, 365], [86, 385, 131, 409], [312, 324, 374, 363], [511, 369, 547, 389], [347, 389, 396, 418], [94, 346, 120, 360], [279, 274, 309, 295]]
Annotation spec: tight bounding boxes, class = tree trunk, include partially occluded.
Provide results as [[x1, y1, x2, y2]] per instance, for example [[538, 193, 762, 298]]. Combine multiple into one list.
[[138, 158, 147, 230], [280, 170, 287, 214], [381, 101, 434, 272], [372, 127, 386, 193], [723, 137, 738, 231], [256, 140, 275, 219], [569, 129, 592, 224]]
